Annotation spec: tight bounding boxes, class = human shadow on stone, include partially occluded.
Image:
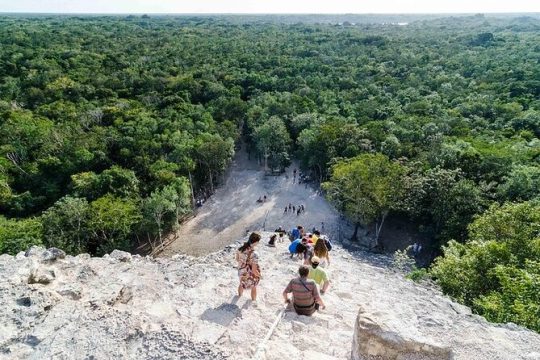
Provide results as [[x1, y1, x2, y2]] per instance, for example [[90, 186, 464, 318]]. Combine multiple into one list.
[[200, 302, 242, 327]]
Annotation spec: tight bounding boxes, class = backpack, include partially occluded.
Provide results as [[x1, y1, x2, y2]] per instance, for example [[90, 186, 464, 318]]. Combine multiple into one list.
[[324, 238, 333, 251]]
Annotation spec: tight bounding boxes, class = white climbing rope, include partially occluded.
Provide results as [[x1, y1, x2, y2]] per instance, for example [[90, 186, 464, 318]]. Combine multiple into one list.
[[252, 303, 288, 360]]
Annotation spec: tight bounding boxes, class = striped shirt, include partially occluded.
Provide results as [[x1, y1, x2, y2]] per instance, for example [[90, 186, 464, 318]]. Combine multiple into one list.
[[284, 277, 321, 307]]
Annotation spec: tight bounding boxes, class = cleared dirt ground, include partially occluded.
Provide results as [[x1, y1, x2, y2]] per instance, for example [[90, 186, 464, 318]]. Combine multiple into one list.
[[160, 148, 348, 257]]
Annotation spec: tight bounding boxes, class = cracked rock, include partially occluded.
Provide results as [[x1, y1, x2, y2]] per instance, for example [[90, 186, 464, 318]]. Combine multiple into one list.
[[28, 268, 56, 285]]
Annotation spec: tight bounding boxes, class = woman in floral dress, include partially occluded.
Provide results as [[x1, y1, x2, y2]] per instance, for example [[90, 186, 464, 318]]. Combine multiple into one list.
[[236, 232, 261, 301]]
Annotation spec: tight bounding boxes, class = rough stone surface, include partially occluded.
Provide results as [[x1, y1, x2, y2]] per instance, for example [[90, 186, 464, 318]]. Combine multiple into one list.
[[41, 247, 66, 262], [24, 246, 45, 258], [27, 267, 55, 285], [110, 249, 132, 262], [352, 307, 452, 360], [1, 237, 539, 360]]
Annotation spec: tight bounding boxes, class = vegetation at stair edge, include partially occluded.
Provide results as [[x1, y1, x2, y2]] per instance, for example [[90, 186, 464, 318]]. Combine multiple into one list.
[[431, 201, 540, 332], [0, 14, 539, 331]]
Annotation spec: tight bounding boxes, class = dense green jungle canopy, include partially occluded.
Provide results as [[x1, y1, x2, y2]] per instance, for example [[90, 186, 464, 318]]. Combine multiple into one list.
[[0, 14, 539, 331]]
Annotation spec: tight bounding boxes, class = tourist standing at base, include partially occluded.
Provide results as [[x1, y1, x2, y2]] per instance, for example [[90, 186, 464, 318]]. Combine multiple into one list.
[[236, 232, 261, 301], [283, 265, 325, 316]]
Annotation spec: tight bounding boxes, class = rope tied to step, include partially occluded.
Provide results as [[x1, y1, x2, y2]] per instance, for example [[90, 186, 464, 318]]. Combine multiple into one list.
[[252, 304, 288, 360]]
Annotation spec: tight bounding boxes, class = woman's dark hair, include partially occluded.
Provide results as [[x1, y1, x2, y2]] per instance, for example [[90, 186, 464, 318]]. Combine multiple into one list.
[[314, 238, 328, 258], [239, 232, 261, 252], [299, 265, 310, 277], [295, 243, 307, 254]]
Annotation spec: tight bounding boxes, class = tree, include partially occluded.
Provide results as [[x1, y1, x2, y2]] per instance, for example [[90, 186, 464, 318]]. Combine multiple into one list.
[[474, 261, 540, 332], [194, 133, 234, 193], [168, 177, 192, 227], [510, 110, 540, 137], [298, 118, 371, 182], [253, 116, 291, 172], [289, 113, 318, 140], [1, 15, 540, 267], [323, 153, 405, 246], [71, 172, 101, 200], [497, 165, 540, 202], [149, 159, 179, 187], [97, 166, 140, 198], [0, 178, 10, 205], [470, 32, 494, 46], [401, 167, 487, 242], [431, 201, 540, 332], [167, 131, 196, 205], [0, 216, 42, 255], [143, 187, 177, 246], [87, 195, 141, 255], [41, 196, 90, 254], [0, 160, 11, 205], [71, 166, 139, 201]]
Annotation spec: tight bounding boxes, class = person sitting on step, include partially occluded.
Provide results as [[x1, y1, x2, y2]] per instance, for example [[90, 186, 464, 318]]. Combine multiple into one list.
[[283, 265, 325, 316], [308, 256, 330, 295], [267, 234, 277, 247]]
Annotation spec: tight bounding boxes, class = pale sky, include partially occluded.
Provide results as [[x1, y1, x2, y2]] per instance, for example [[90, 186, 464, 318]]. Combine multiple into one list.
[[0, 0, 538, 14]]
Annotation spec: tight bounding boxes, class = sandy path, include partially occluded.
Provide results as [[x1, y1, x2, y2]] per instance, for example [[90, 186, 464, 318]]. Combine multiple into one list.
[[160, 148, 347, 257]]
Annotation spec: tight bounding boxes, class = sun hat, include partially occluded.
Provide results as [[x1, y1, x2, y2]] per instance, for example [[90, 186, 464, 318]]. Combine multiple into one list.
[[311, 256, 320, 264]]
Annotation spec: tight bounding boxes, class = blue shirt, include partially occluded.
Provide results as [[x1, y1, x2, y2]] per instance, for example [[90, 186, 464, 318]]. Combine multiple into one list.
[[291, 228, 300, 240], [289, 239, 301, 254]]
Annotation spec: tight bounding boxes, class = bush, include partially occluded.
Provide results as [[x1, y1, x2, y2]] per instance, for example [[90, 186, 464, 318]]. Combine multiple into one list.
[[474, 262, 540, 332], [0, 216, 43, 255], [431, 201, 540, 332], [41, 196, 90, 254], [407, 267, 429, 282]]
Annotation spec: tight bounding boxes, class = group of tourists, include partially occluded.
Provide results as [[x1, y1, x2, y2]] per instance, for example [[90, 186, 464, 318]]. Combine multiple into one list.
[[292, 168, 312, 186], [288, 226, 332, 266], [235, 225, 332, 316], [284, 203, 305, 216], [411, 242, 423, 256]]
